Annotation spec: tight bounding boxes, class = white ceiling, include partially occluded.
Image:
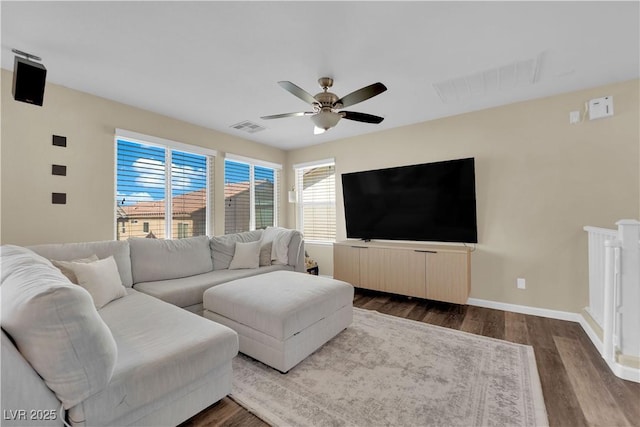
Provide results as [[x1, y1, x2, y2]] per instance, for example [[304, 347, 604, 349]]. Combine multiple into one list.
[[2, 1, 638, 150]]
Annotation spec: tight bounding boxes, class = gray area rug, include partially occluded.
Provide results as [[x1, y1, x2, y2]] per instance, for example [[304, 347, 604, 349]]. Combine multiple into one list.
[[231, 307, 548, 427]]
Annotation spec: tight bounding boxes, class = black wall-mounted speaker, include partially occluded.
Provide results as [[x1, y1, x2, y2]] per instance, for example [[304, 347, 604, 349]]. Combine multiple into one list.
[[13, 56, 46, 106]]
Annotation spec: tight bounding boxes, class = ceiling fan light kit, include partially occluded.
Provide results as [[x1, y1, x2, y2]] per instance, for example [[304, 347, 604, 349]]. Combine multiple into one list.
[[311, 111, 342, 134], [261, 77, 387, 134]]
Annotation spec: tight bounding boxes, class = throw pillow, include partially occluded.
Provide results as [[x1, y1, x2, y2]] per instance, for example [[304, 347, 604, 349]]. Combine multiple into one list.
[[64, 256, 127, 309], [210, 230, 263, 270], [228, 240, 261, 270], [51, 254, 99, 283], [259, 241, 273, 266]]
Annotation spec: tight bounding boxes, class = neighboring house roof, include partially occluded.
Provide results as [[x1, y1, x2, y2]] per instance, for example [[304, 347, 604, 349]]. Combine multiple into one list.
[[224, 181, 250, 199], [118, 180, 273, 219], [224, 179, 272, 199], [116, 205, 129, 221], [120, 188, 206, 217]]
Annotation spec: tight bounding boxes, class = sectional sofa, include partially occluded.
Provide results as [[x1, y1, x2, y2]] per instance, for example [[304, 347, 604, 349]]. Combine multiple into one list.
[[1, 228, 304, 426]]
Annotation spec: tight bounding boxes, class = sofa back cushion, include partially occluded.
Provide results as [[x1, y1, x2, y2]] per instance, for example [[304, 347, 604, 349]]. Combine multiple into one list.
[[29, 240, 134, 287], [0, 245, 117, 409], [129, 235, 213, 283], [210, 230, 263, 270]]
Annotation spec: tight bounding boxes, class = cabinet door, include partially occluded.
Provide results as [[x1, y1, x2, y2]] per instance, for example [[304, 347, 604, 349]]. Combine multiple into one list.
[[333, 245, 361, 286], [382, 249, 426, 298], [359, 248, 386, 291], [425, 252, 469, 304], [406, 251, 428, 298]]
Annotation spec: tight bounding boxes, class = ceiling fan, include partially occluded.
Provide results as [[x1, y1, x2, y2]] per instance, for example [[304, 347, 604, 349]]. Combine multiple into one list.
[[261, 77, 387, 135]]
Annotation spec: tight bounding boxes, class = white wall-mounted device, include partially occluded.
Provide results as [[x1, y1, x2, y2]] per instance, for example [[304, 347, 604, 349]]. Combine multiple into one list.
[[569, 111, 580, 124], [588, 96, 614, 120]]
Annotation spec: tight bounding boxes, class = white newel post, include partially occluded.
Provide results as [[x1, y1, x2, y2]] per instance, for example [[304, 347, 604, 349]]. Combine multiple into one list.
[[617, 219, 640, 360], [602, 239, 621, 362]]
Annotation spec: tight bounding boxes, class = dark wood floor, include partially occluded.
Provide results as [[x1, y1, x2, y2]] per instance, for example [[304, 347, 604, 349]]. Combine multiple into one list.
[[180, 288, 640, 427]]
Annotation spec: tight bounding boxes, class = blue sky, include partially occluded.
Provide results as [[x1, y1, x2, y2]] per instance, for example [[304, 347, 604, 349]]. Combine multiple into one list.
[[117, 140, 276, 207], [116, 139, 207, 206]]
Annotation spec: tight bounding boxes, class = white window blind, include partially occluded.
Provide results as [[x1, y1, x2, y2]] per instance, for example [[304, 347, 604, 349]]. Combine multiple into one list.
[[224, 159, 251, 234], [295, 160, 336, 242], [224, 156, 280, 234], [171, 150, 208, 238], [255, 165, 275, 230], [115, 131, 215, 239]]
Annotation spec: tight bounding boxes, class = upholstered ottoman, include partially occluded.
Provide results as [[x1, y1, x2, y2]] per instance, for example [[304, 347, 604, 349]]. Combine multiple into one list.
[[203, 270, 353, 373]]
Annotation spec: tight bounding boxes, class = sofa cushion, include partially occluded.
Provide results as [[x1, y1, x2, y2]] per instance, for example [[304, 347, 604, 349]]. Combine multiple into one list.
[[134, 265, 291, 308], [67, 256, 127, 309], [72, 290, 238, 426], [129, 236, 213, 283], [229, 241, 261, 270], [0, 245, 117, 409], [29, 240, 134, 287], [259, 241, 273, 266], [210, 230, 263, 270]]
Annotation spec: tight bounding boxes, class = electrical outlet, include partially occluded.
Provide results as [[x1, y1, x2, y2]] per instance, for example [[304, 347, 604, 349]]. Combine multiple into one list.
[[517, 278, 526, 290]]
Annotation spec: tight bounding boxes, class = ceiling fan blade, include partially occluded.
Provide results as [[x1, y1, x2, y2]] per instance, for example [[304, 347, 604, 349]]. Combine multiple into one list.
[[278, 81, 318, 106], [336, 82, 387, 108], [341, 111, 385, 124], [261, 111, 315, 120]]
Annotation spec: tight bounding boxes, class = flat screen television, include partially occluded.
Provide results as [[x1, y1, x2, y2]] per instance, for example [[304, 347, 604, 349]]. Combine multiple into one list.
[[341, 158, 478, 243]]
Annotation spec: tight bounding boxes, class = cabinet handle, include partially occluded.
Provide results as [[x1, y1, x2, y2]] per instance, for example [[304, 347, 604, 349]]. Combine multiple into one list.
[[351, 246, 368, 249], [414, 250, 437, 254]]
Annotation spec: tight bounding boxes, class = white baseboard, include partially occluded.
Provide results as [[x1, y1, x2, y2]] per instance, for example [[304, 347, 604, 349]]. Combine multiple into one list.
[[577, 314, 603, 354], [577, 314, 640, 383], [466, 298, 581, 322], [467, 297, 639, 383]]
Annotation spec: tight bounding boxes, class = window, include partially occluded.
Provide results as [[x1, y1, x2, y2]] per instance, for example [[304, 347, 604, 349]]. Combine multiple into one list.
[[115, 129, 215, 240], [177, 223, 189, 239], [294, 159, 336, 243], [255, 165, 275, 229], [224, 155, 280, 234]]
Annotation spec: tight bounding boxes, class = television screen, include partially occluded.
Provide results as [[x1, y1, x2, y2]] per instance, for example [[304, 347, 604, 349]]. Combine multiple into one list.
[[341, 158, 478, 243]]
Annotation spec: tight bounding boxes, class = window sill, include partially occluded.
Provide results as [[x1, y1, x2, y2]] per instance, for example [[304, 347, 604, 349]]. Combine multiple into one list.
[[304, 240, 335, 246]]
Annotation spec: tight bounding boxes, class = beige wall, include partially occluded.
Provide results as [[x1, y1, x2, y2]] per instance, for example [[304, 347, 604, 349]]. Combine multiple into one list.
[[2, 68, 638, 314], [286, 79, 640, 313], [0, 69, 286, 245]]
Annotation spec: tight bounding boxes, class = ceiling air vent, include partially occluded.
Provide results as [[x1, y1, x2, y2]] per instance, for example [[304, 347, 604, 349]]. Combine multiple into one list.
[[433, 54, 542, 104], [230, 120, 266, 134]]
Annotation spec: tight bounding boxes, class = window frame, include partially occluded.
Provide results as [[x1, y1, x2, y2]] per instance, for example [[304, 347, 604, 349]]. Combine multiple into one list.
[[224, 153, 282, 233], [293, 158, 336, 245], [114, 128, 216, 239]]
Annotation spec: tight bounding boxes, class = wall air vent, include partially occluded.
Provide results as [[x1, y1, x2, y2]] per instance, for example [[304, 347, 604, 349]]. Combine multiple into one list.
[[230, 120, 266, 134], [433, 54, 543, 104]]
